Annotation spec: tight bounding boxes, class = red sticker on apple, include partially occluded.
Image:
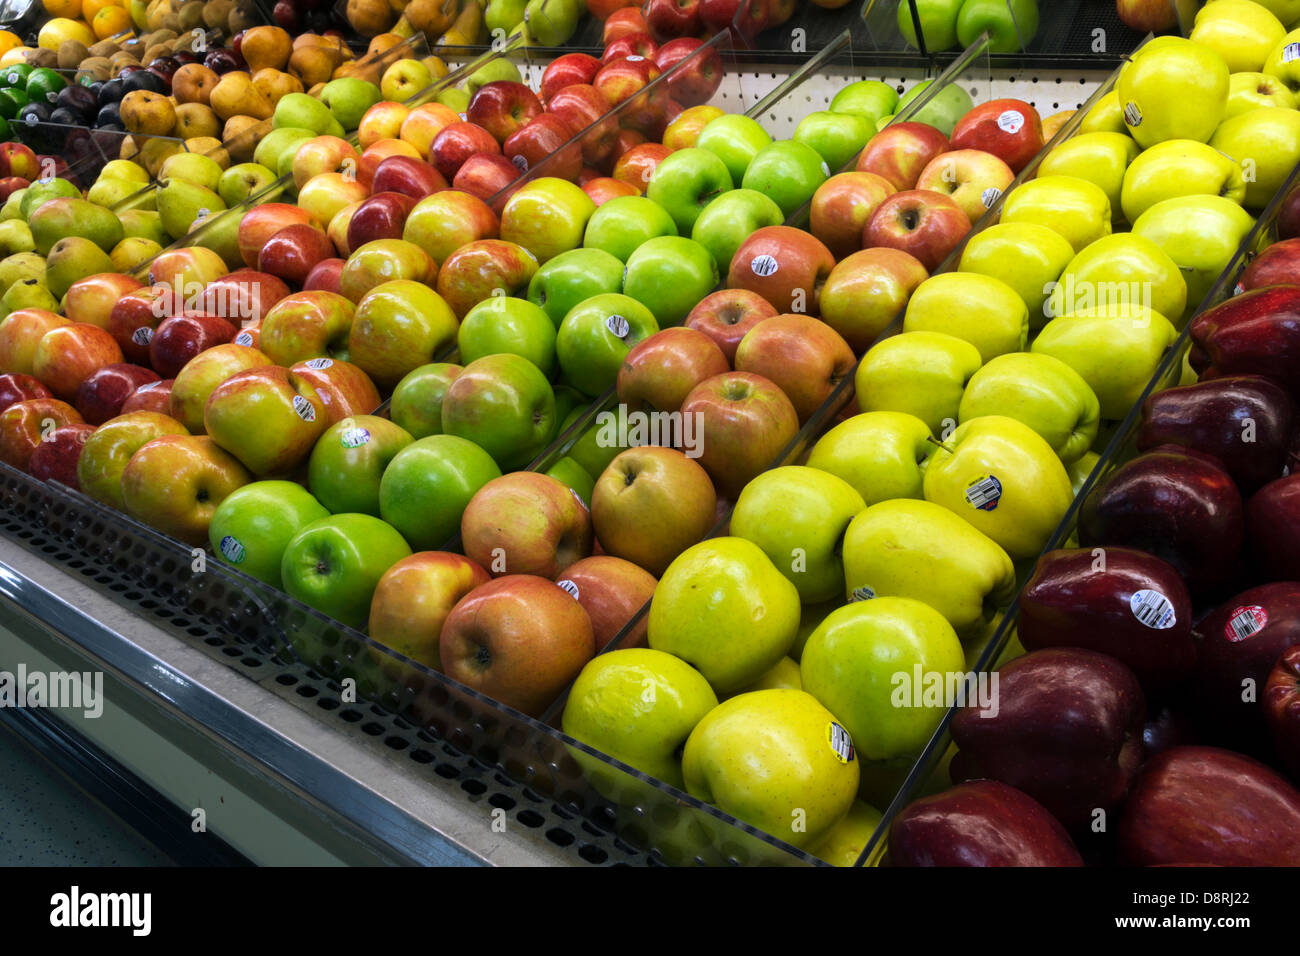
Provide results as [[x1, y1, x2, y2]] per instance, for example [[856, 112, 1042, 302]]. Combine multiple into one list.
[[750, 254, 778, 277], [291, 395, 316, 423], [1226, 605, 1268, 642], [997, 110, 1024, 134], [827, 722, 854, 763]]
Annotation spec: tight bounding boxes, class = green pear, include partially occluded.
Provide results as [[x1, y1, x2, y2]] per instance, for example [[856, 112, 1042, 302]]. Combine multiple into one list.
[[156, 178, 228, 242], [0, 188, 25, 221], [218, 162, 280, 207], [464, 58, 521, 97], [318, 77, 382, 131], [86, 177, 150, 209], [485, 0, 528, 34], [118, 208, 168, 244], [0, 252, 46, 296], [253, 127, 315, 174], [19, 177, 80, 219], [45, 236, 115, 299], [98, 159, 151, 185], [273, 93, 346, 138], [158, 152, 224, 193], [435, 87, 469, 112], [187, 207, 244, 271], [29, 198, 124, 256], [2, 277, 60, 312], [0, 219, 34, 256], [524, 0, 581, 45]]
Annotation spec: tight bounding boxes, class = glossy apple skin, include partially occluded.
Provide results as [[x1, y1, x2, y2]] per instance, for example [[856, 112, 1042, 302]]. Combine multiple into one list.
[[1019, 547, 1196, 692], [452, 154, 520, 211], [199, 269, 290, 327], [27, 423, 95, 487], [120, 379, 174, 416], [1240, 238, 1300, 291], [259, 224, 337, 288], [950, 99, 1044, 173], [951, 648, 1146, 828], [1079, 447, 1244, 596], [31, 325, 125, 401], [1190, 285, 1300, 401], [1196, 582, 1300, 734], [107, 285, 174, 365], [63, 273, 145, 330], [726, 225, 836, 315], [680, 371, 800, 498], [655, 37, 723, 107], [431, 122, 501, 182], [1119, 746, 1300, 866], [303, 259, 344, 294], [857, 122, 950, 192], [1137, 375, 1297, 494], [0, 310, 69, 377], [1265, 644, 1300, 779], [734, 314, 855, 423], [617, 327, 730, 416], [467, 82, 545, 146], [0, 398, 84, 470], [73, 363, 162, 425], [888, 780, 1084, 867], [460, 472, 593, 580], [0, 373, 52, 413], [504, 114, 581, 184], [864, 189, 971, 273], [370, 155, 449, 201], [684, 288, 777, 363], [548, 84, 619, 169], [540, 54, 602, 105], [554, 555, 657, 651], [290, 357, 381, 424], [237, 204, 320, 270], [1247, 474, 1300, 583], [345, 192, 418, 251], [367, 552, 491, 672]]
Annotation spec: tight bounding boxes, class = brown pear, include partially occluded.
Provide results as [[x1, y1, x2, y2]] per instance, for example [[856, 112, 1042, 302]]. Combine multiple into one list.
[[405, 0, 458, 36], [173, 102, 220, 140], [288, 45, 339, 88], [186, 137, 229, 167], [210, 72, 273, 122], [241, 25, 292, 73], [367, 33, 403, 58], [172, 63, 218, 105], [347, 0, 395, 37], [222, 116, 269, 163], [121, 90, 178, 138], [177, 0, 204, 31], [251, 67, 303, 104]]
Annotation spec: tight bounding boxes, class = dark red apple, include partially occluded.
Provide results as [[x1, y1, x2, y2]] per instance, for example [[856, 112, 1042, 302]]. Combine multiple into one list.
[[653, 37, 723, 108], [503, 113, 580, 182], [27, 423, 95, 487], [199, 269, 290, 326], [431, 121, 501, 181], [370, 155, 448, 201], [465, 81, 544, 145], [644, 0, 701, 41], [0, 372, 52, 413], [1190, 285, 1300, 400], [1246, 473, 1300, 583], [346, 191, 418, 250], [950, 98, 1044, 173], [303, 258, 345, 295], [72, 363, 162, 425], [149, 314, 239, 379], [539, 53, 602, 105], [259, 224, 337, 288], [119, 379, 173, 415], [1265, 643, 1300, 779], [1239, 239, 1300, 290]]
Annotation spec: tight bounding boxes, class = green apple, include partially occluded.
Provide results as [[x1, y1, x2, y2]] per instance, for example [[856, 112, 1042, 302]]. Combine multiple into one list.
[[957, 0, 1038, 53], [441, 353, 556, 471], [1190, 0, 1285, 74], [922, 415, 1074, 560], [1000, 175, 1112, 253], [1264, 26, 1300, 89], [735, 657, 802, 694], [1117, 36, 1228, 148], [457, 296, 556, 375], [1078, 91, 1125, 135], [280, 513, 412, 629], [645, 147, 734, 235], [730, 466, 866, 604], [378, 434, 502, 550], [897, 0, 961, 51], [902, 272, 1028, 363], [582, 195, 677, 262], [694, 115, 772, 186], [841, 500, 1016, 638], [806, 410, 932, 506], [897, 79, 972, 137], [1031, 305, 1179, 421], [273, 92, 346, 138], [958, 352, 1100, 463], [792, 110, 873, 174], [390, 362, 461, 439], [1120, 138, 1245, 225], [208, 480, 330, 589], [524, 0, 580, 45], [801, 597, 964, 762], [690, 188, 784, 275], [501, 176, 596, 263], [485, 0, 528, 34], [1047, 232, 1188, 328], [306, 414, 414, 516], [622, 236, 718, 327], [740, 140, 828, 217], [436, 87, 470, 112], [1037, 131, 1141, 217], [464, 58, 522, 98], [319, 77, 383, 131], [648, 537, 801, 695], [527, 247, 625, 329], [1067, 450, 1101, 498], [957, 222, 1074, 328], [1225, 72, 1297, 119], [681, 688, 859, 850], [829, 80, 899, 125], [545, 455, 594, 506], [1131, 194, 1255, 309], [1209, 106, 1300, 210], [562, 648, 718, 791], [855, 331, 981, 437], [556, 292, 659, 396]]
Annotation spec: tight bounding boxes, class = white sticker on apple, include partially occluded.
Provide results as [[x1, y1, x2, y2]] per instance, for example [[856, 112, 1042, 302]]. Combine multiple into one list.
[[850, 585, 875, 602], [341, 426, 371, 448], [304, 357, 333, 370], [1284, 42, 1300, 63], [234, 331, 253, 346], [751, 254, 778, 277], [606, 314, 630, 338], [981, 187, 1002, 208], [826, 722, 854, 763], [292, 395, 316, 423], [557, 578, 579, 600], [219, 535, 245, 563], [1123, 101, 1143, 127], [1226, 605, 1268, 642], [964, 474, 1002, 511], [131, 326, 153, 346], [626, 55, 644, 62], [1130, 589, 1176, 629], [997, 110, 1024, 134]]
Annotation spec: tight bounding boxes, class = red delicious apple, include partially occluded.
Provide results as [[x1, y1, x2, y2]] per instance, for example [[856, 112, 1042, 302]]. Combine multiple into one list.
[[439, 574, 595, 717], [680, 370, 799, 497], [73, 363, 162, 425], [685, 288, 778, 363], [0, 373, 52, 413], [258, 223, 337, 288], [1240, 238, 1300, 291], [119, 378, 174, 416], [106, 284, 177, 364], [504, 113, 580, 182], [727, 225, 836, 315], [1247, 473, 1300, 583], [1197, 582, 1300, 732], [864, 189, 971, 273], [27, 422, 95, 487], [466, 81, 544, 145], [554, 555, 657, 651], [889, 780, 1083, 867], [1265, 643, 1300, 779], [645, 0, 699, 44], [950, 647, 1146, 828], [1278, 182, 1300, 241], [0, 398, 84, 470], [548, 84, 619, 168], [950, 99, 1044, 174], [346, 191, 418, 250], [857, 122, 950, 192], [733, 314, 855, 423], [617, 327, 730, 416], [370, 155, 448, 201], [654, 37, 722, 107], [430, 121, 501, 181], [1119, 746, 1300, 866], [148, 314, 239, 380], [461, 472, 594, 580], [1190, 285, 1300, 401], [540, 53, 603, 104]]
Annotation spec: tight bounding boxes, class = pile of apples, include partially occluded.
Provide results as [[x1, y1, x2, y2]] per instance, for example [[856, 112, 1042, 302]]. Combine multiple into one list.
[[897, 0, 1039, 54]]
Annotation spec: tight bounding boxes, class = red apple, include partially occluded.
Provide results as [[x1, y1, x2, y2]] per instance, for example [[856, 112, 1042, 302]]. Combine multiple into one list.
[[603, 6, 649, 42], [430, 121, 501, 181], [602, 33, 658, 63], [400, 189, 500, 267], [461, 472, 594, 580], [856, 122, 950, 192], [733, 314, 855, 422], [0, 142, 39, 179], [1240, 238, 1300, 291], [540, 53, 602, 104], [63, 273, 146, 330], [864, 189, 971, 272], [466, 81, 544, 145], [370, 155, 449, 200], [727, 225, 837, 315], [593, 56, 662, 109], [0, 309, 69, 376], [236, 203, 321, 269], [0, 398, 84, 470], [548, 84, 619, 168], [504, 113, 580, 182], [31, 324, 125, 401], [258, 223, 337, 287], [654, 36, 722, 107], [950, 99, 1044, 174], [612, 142, 672, 192], [73, 362, 162, 424], [684, 288, 778, 363], [148, 314, 239, 379], [199, 269, 290, 327], [289, 357, 381, 423], [303, 259, 345, 294], [120, 378, 174, 416], [818, 247, 929, 354], [396, 102, 460, 159], [345, 191, 418, 250], [452, 153, 522, 211], [680, 370, 799, 497], [0, 176, 27, 201], [367, 551, 491, 671], [27, 422, 95, 487], [202, 364, 328, 475], [0, 372, 52, 413], [810, 171, 896, 260], [554, 555, 657, 650], [617, 327, 730, 416], [1247, 474, 1300, 583], [914, 148, 1015, 226], [582, 176, 639, 206], [355, 138, 422, 191]]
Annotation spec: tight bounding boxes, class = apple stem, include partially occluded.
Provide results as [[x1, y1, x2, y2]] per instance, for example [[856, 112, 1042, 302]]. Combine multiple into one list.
[[926, 435, 955, 454]]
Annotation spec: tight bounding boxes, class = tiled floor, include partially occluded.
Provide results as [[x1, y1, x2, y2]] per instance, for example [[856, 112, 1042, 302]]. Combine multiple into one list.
[[0, 721, 172, 866]]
